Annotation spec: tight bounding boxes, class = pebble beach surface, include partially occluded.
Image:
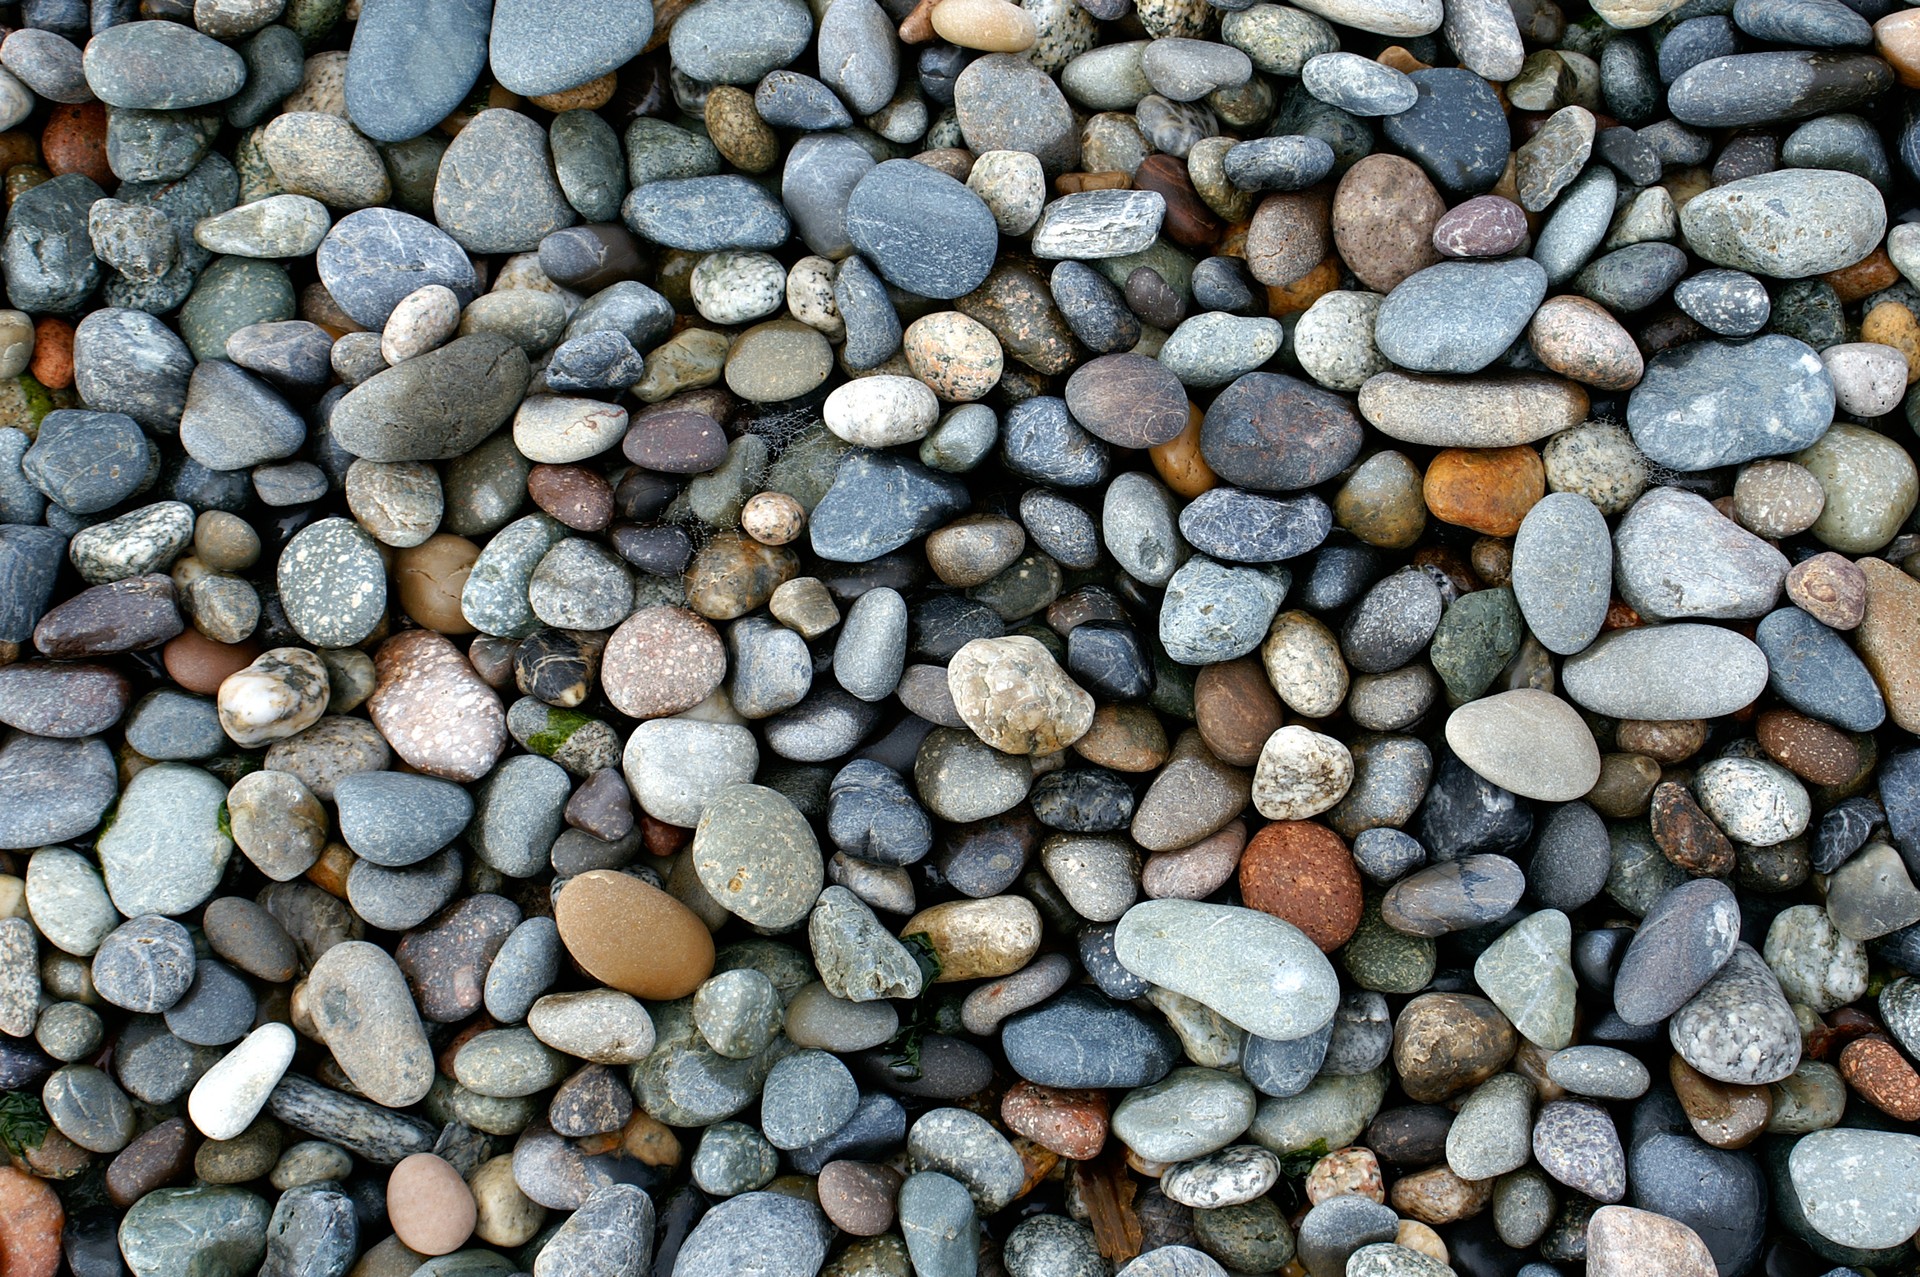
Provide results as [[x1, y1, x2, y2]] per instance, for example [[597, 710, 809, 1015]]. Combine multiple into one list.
[[0, 0, 1916, 1275]]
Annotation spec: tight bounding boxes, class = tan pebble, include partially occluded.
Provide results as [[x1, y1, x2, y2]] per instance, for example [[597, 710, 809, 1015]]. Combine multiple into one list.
[[742, 492, 806, 546], [387, 1153, 475, 1256]]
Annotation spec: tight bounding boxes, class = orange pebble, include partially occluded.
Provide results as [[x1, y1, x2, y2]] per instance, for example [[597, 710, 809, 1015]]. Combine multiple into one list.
[[27, 318, 72, 390], [1423, 446, 1546, 536]]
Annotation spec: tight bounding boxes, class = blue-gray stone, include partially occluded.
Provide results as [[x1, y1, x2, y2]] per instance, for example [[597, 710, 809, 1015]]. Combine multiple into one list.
[[81, 20, 245, 109], [0, 735, 116, 851], [1630, 1130, 1767, 1277], [118, 1186, 270, 1277], [1528, 801, 1610, 910], [228, 25, 306, 129], [899, 1173, 979, 1277], [1674, 269, 1772, 337], [333, 771, 474, 867], [1178, 487, 1330, 564], [1224, 136, 1335, 192], [1668, 51, 1892, 129], [489, 0, 655, 97], [623, 176, 792, 251], [1628, 335, 1835, 471], [21, 409, 150, 514], [1160, 557, 1288, 664], [261, 1182, 357, 1277], [1002, 396, 1111, 488], [1244, 1021, 1332, 1097], [1613, 878, 1740, 1026], [668, 0, 814, 84], [1755, 606, 1886, 732], [179, 360, 306, 473], [433, 108, 578, 255], [1733, 0, 1872, 46], [783, 134, 874, 262], [345, 0, 491, 142], [672, 1191, 832, 1277], [755, 71, 852, 130], [550, 110, 627, 224], [71, 308, 194, 431], [846, 159, 997, 301], [3, 172, 104, 313], [810, 450, 969, 563], [1002, 987, 1180, 1088], [316, 207, 477, 330], [828, 759, 932, 866], [0, 527, 70, 645], [788, 1092, 906, 1174]]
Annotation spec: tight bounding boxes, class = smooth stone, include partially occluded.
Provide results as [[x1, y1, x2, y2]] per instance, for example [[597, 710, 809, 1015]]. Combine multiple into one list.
[[344, 0, 491, 143], [1561, 625, 1770, 719]]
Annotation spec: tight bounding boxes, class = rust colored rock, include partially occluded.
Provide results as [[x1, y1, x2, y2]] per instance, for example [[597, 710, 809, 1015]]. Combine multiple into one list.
[[1194, 657, 1285, 767], [1649, 781, 1736, 877], [1839, 1035, 1920, 1120], [554, 869, 715, 1000], [40, 102, 109, 185], [0, 1165, 63, 1277], [368, 630, 507, 782], [1785, 551, 1866, 629], [600, 606, 726, 719], [1392, 992, 1519, 1103], [1879, 7, 1920, 87], [1245, 187, 1332, 288], [28, 317, 72, 390], [1001, 1081, 1109, 1159], [1669, 1055, 1770, 1149], [1332, 155, 1445, 293], [1239, 820, 1363, 951], [1756, 708, 1864, 786], [1422, 446, 1546, 536]]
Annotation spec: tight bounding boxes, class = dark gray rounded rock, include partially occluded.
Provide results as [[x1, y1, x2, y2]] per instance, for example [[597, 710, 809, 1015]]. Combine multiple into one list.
[[1613, 878, 1740, 1026], [433, 108, 578, 254], [92, 915, 197, 1014], [21, 410, 151, 515], [1201, 373, 1364, 493], [334, 770, 474, 867], [73, 307, 195, 431], [2, 172, 105, 314], [1630, 1130, 1767, 1277], [1755, 606, 1886, 733], [623, 175, 792, 252], [330, 333, 529, 463], [1002, 987, 1181, 1089], [846, 160, 997, 301], [1380, 68, 1509, 195]]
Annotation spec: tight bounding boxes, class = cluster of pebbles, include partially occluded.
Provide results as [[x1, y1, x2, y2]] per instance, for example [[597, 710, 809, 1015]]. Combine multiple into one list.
[[2, 0, 1920, 1274]]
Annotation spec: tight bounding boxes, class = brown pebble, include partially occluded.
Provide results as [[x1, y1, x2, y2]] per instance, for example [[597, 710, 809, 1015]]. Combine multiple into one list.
[[817, 1161, 903, 1236], [1390, 1164, 1492, 1225], [1001, 1081, 1109, 1160], [40, 102, 108, 185], [527, 71, 617, 111], [0, 1164, 63, 1277], [1587, 752, 1661, 818], [161, 628, 260, 695], [1147, 405, 1218, 499], [1071, 703, 1170, 773], [1526, 295, 1643, 391], [1306, 1146, 1385, 1205], [1246, 188, 1332, 289], [1587, 1206, 1717, 1277], [28, 317, 71, 390], [1065, 352, 1190, 448], [393, 534, 480, 634], [1785, 551, 1867, 629], [1839, 1035, 1920, 1120], [554, 869, 715, 1000], [741, 491, 805, 546], [528, 464, 614, 531], [623, 408, 728, 474], [1194, 657, 1286, 767], [705, 84, 779, 174], [1392, 993, 1518, 1103], [105, 1118, 193, 1209], [1854, 557, 1920, 732], [1614, 719, 1708, 764], [1756, 708, 1864, 786], [1143, 819, 1246, 900], [1332, 155, 1444, 292], [1239, 820, 1362, 951], [1669, 1055, 1770, 1149], [1133, 153, 1221, 251], [387, 1153, 476, 1256]]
